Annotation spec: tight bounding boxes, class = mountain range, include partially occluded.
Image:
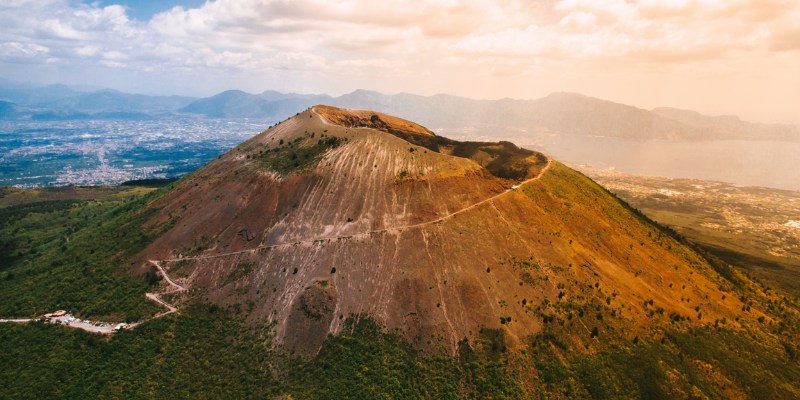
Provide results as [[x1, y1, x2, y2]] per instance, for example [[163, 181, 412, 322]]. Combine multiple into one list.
[[0, 83, 195, 120], [1, 82, 798, 141]]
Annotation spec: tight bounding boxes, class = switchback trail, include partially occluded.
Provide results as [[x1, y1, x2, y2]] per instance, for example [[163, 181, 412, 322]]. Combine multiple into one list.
[[149, 259, 186, 292], [147, 107, 551, 325], [0, 108, 551, 333], [0, 261, 189, 333], [140, 260, 187, 319]]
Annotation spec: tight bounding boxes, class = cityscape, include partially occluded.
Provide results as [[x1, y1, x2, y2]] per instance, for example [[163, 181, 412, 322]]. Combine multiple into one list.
[[0, 118, 272, 187]]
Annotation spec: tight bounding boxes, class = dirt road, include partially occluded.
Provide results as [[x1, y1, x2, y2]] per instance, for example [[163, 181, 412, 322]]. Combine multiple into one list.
[[0, 108, 551, 333], [148, 259, 186, 291], [1, 315, 122, 334], [140, 260, 186, 318], [161, 156, 552, 263]]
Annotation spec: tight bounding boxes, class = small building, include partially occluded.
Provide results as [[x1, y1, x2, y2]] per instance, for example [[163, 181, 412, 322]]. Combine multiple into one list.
[[43, 310, 67, 318]]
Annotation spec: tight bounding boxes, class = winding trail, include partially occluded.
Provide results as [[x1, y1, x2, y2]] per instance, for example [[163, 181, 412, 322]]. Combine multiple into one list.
[[160, 157, 552, 263], [140, 114, 552, 326], [140, 260, 187, 319], [149, 259, 186, 292], [2, 108, 552, 333]]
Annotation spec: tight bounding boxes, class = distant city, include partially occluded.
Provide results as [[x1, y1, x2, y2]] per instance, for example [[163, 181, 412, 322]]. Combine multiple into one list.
[[0, 118, 271, 187]]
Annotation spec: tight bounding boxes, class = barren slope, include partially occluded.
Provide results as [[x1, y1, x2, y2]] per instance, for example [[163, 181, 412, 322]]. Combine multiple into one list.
[[135, 106, 750, 355]]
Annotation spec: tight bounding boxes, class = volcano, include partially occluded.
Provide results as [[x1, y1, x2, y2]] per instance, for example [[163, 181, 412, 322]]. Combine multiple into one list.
[[136, 105, 750, 355]]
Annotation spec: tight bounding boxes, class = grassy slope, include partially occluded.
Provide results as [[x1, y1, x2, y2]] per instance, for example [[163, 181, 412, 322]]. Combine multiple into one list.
[[515, 164, 800, 398], [585, 174, 800, 298], [1, 306, 798, 399], [0, 305, 272, 399], [0, 186, 166, 320]]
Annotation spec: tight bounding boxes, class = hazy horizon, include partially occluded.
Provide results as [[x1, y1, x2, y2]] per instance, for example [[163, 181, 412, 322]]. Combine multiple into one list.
[[1, 0, 799, 125], [3, 80, 797, 129]]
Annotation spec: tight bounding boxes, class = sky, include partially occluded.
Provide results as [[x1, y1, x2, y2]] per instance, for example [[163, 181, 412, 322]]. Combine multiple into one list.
[[0, 0, 799, 124], [92, 0, 206, 21]]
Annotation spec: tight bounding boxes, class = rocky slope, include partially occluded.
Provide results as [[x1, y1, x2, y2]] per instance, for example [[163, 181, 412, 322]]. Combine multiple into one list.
[[136, 106, 752, 355]]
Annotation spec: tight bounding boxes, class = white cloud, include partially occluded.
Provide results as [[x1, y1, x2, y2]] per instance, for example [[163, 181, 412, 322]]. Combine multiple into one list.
[[3, 0, 795, 67], [75, 45, 99, 56], [0, 41, 50, 62], [100, 59, 125, 68], [0, 0, 798, 122], [559, 11, 598, 31], [40, 19, 86, 40]]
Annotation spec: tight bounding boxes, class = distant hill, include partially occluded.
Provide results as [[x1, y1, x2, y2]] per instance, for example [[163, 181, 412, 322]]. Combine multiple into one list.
[[258, 89, 331, 103], [652, 107, 800, 141], [36, 89, 195, 115], [0, 82, 196, 119], [327, 91, 800, 141], [0, 83, 81, 105], [2, 81, 798, 140], [0, 100, 28, 119], [179, 89, 330, 118], [179, 88, 800, 141], [178, 90, 265, 118]]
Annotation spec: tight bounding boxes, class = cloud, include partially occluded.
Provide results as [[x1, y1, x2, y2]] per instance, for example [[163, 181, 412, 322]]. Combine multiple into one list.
[[100, 59, 125, 68], [559, 11, 598, 31], [772, 28, 800, 51], [0, 42, 51, 63], [0, 0, 798, 123], [767, 4, 800, 51], [75, 45, 99, 56], [2, 0, 796, 67]]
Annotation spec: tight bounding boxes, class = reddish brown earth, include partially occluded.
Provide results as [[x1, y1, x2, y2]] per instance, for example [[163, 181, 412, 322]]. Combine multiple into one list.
[[135, 106, 750, 355]]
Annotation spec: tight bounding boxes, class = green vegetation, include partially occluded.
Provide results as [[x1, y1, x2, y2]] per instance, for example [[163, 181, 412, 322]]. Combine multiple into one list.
[[2, 306, 798, 399], [529, 325, 800, 399], [2, 163, 800, 398], [0, 200, 81, 267], [0, 305, 272, 399], [120, 178, 179, 187], [526, 163, 721, 283], [0, 187, 166, 320], [450, 141, 546, 181], [285, 319, 521, 399], [0, 308, 519, 399], [256, 134, 343, 175]]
